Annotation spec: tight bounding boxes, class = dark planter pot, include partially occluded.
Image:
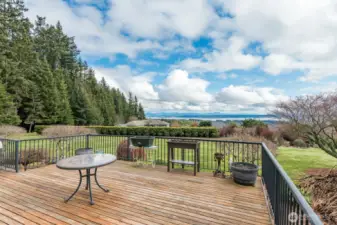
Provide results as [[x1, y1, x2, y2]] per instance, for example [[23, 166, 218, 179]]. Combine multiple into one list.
[[231, 162, 258, 186], [130, 136, 155, 147]]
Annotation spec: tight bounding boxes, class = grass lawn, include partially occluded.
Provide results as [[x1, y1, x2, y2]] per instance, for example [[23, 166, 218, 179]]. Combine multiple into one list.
[[277, 147, 337, 181]]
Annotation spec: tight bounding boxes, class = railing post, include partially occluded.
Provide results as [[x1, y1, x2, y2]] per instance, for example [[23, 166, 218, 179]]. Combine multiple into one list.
[[86, 134, 90, 149], [15, 140, 19, 173], [127, 137, 131, 161]]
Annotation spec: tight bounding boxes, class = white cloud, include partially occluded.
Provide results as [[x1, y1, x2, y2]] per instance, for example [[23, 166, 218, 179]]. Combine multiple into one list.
[[157, 70, 213, 104], [216, 85, 288, 106], [94, 66, 159, 101], [107, 0, 215, 39], [261, 54, 301, 75], [25, 0, 162, 58], [216, 0, 337, 81], [179, 36, 262, 73]]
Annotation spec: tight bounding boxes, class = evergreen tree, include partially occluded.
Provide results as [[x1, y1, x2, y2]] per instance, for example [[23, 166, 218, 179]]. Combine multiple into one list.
[[138, 103, 146, 120], [134, 96, 138, 116], [0, 0, 145, 126], [54, 69, 73, 124], [0, 82, 20, 124]]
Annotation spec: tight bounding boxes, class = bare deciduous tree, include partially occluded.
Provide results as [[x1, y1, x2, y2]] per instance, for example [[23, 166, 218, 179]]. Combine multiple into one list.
[[274, 91, 337, 158]]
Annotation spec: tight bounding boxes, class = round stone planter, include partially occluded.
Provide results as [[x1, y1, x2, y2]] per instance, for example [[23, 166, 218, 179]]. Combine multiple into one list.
[[231, 162, 258, 186]]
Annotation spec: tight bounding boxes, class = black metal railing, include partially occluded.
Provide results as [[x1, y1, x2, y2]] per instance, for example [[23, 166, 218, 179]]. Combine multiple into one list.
[[0, 134, 324, 224], [261, 143, 322, 225], [0, 138, 18, 172]]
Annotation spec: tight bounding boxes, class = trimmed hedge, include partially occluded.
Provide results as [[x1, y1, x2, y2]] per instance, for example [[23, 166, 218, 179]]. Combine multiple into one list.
[[89, 126, 219, 138], [35, 125, 219, 137]]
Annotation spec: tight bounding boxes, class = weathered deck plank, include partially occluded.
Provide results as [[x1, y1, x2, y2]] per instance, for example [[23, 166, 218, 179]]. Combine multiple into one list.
[[0, 161, 270, 225]]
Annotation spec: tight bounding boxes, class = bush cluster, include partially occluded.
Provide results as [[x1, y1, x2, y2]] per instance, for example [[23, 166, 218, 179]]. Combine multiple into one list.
[[198, 121, 212, 127], [292, 138, 307, 148], [42, 125, 97, 137], [242, 119, 266, 128], [219, 124, 237, 137]]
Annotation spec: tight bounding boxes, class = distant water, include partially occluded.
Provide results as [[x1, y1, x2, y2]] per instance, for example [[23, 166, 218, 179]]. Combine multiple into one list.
[[146, 112, 278, 121]]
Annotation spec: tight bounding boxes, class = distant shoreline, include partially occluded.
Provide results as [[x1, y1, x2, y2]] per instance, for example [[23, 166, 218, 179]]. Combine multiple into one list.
[[147, 116, 279, 121], [146, 113, 279, 121]]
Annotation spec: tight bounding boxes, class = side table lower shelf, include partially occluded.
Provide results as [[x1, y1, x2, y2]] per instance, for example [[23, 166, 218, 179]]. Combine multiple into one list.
[[130, 145, 157, 168]]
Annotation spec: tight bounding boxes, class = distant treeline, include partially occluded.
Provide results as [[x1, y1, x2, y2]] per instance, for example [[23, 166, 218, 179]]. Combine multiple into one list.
[[0, 1, 145, 126]]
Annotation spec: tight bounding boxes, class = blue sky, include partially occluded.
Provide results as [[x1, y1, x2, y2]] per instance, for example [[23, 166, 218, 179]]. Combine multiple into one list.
[[25, 0, 337, 113]]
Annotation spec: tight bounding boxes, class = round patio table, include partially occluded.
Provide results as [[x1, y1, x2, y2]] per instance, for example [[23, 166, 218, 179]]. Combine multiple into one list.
[[57, 154, 116, 205]]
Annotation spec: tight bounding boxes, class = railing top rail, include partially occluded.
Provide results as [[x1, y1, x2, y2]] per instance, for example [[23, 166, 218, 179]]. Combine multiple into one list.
[[1, 134, 89, 142], [1, 134, 263, 145], [88, 134, 263, 144], [261, 143, 323, 225]]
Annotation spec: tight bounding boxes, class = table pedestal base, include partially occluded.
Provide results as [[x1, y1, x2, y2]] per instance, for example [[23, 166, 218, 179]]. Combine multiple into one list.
[[64, 168, 108, 205]]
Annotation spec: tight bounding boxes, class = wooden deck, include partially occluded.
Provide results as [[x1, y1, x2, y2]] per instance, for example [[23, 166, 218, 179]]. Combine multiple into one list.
[[0, 161, 271, 225]]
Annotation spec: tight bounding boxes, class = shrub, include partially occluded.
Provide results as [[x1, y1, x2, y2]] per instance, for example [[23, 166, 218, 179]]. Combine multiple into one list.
[[90, 126, 219, 138], [199, 121, 212, 127], [255, 126, 275, 141], [0, 125, 26, 137], [117, 140, 146, 160], [20, 150, 49, 171], [219, 124, 237, 137], [292, 138, 307, 148], [231, 134, 277, 155], [278, 124, 299, 142], [41, 125, 97, 137], [242, 119, 266, 128]]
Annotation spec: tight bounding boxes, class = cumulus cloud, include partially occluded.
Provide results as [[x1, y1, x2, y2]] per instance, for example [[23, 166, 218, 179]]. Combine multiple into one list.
[[157, 70, 213, 104], [94, 66, 159, 101], [216, 0, 337, 81], [216, 85, 288, 106], [179, 36, 262, 73], [25, 0, 161, 58], [108, 0, 215, 39]]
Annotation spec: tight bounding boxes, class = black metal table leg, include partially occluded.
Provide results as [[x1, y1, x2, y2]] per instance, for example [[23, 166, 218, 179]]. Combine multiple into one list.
[[94, 168, 109, 192], [85, 169, 89, 190], [64, 170, 82, 203], [87, 169, 94, 205]]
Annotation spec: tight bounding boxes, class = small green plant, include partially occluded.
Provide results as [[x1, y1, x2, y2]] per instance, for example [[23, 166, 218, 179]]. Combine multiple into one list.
[[292, 139, 307, 148]]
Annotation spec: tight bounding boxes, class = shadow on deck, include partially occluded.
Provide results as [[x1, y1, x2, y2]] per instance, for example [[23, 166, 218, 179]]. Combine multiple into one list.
[[0, 161, 271, 225]]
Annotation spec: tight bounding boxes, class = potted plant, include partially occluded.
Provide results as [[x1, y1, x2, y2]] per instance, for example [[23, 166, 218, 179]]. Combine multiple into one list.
[[231, 162, 259, 186], [230, 145, 259, 186], [130, 136, 155, 147]]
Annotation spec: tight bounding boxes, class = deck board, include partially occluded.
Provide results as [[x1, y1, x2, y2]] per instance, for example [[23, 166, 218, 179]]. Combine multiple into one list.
[[0, 161, 270, 225]]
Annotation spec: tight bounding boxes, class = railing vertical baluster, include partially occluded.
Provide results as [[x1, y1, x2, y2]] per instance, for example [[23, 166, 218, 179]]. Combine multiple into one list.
[[15, 140, 19, 173], [127, 136, 131, 161]]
